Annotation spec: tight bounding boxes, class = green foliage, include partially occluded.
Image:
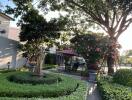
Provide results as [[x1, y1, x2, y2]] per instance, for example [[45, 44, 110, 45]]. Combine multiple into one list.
[[0, 72, 86, 98], [125, 50, 132, 57], [71, 32, 109, 64], [5, 0, 33, 18], [39, 0, 132, 38], [45, 54, 56, 65], [81, 70, 89, 77], [119, 50, 132, 64], [126, 57, 132, 64], [113, 69, 132, 87], [0, 69, 16, 73], [43, 64, 58, 70], [97, 76, 132, 100], [5, 1, 66, 75], [8, 72, 61, 85], [0, 79, 87, 100], [40, 0, 132, 74]]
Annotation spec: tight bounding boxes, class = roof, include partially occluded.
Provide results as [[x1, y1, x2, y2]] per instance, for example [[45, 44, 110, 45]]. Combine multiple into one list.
[[0, 12, 14, 20], [58, 49, 78, 56]]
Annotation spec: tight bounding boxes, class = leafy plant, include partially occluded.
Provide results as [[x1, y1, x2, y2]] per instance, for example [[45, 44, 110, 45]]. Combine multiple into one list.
[[0, 72, 86, 98], [113, 69, 132, 87], [8, 72, 61, 85], [71, 32, 109, 69], [97, 76, 132, 100]]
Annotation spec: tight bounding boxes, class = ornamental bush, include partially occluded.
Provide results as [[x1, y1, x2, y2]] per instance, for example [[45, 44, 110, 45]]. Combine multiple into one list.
[[0, 72, 81, 98], [43, 64, 58, 70], [0, 69, 16, 73], [113, 69, 132, 87], [0, 80, 88, 100], [8, 72, 62, 85], [97, 76, 132, 100]]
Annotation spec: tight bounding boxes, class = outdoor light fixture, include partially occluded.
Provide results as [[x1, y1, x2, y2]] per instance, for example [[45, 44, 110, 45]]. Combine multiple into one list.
[[0, 29, 6, 34]]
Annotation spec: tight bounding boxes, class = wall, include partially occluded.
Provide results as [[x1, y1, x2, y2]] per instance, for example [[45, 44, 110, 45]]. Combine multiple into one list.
[[0, 36, 26, 69], [0, 15, 10, 38]]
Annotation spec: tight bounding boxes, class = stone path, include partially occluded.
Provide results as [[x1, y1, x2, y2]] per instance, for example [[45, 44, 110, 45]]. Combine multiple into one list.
[[44, 68, 102, 100], [87, 83, 101, 100]]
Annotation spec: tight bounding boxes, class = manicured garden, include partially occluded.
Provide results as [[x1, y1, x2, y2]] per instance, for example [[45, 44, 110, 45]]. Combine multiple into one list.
[[0, 70, 88, 100], [97, 69, 132, 100]]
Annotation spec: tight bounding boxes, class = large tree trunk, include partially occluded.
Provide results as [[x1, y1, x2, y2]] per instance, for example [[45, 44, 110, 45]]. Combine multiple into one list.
[[107, 37, 118, 75], [34, 48, 45, 76], [107, 56, 114, 75]]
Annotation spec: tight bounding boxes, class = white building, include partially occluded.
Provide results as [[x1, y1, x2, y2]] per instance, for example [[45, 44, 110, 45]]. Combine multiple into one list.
[[0, 13, 25, 69]]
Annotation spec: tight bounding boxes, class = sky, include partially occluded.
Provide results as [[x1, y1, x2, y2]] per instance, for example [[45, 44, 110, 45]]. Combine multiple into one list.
[[1, 0, 132, 53]]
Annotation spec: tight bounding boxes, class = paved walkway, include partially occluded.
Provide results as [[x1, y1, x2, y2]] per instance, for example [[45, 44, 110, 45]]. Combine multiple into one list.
[[87, 83, 101, 100], [44, 68, 102, 100]]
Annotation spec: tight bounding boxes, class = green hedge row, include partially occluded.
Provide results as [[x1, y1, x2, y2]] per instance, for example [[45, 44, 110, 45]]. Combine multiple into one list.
[[97, 76, 132, 100], [0, 69, 16, 73], [0, 80, 88, 100], [113, 69, 132, 87], [43, 64, 58, 70], [0, 72, 78, 98], [0, 72, 88, 100], [8, 72, 62, 85]]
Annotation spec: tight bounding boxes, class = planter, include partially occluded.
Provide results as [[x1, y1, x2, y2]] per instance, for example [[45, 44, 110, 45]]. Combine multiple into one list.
[[88, 63, 99, 70], [88, 70, 97, 82]]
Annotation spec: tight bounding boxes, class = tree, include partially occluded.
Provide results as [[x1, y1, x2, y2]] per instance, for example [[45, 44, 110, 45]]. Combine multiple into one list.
[[39, 0, 132, 74], [71, 32, 109, 70], [5, 1, 66, 76], [120, 50, 132, 65], [20, 9, 64, 76]]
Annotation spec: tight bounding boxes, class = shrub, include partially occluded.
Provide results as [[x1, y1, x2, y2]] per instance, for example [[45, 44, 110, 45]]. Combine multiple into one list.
[[43, 64, 58, 70], [8, 72, 62, 85], [0, 80, 88, 100], [0, 69, 16, 73], [45, 54, 56, 65], [97, 76, 132, 100], [0, 72, 83, 98], [81, 70, 89, 77], [113, 69, 132, 87]]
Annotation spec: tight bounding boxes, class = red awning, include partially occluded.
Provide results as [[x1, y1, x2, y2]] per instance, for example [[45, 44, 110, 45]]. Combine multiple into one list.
[[58, 49, 78, 56]]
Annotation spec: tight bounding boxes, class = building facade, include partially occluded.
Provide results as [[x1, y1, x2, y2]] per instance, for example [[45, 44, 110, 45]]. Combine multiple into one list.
[[0, 13, 25, 69]]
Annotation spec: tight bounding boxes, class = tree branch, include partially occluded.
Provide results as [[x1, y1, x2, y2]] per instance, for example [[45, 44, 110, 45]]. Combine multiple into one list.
[[66, 0, 106, 27], [116, 16, 132, 39]]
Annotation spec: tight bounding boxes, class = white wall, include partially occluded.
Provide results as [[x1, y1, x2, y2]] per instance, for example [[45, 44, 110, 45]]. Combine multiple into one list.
[[0, 37, 25, 69], [0, 15, 10, 38]]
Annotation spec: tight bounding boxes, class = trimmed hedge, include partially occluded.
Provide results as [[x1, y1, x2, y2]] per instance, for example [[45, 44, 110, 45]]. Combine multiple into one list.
[[0, 69, 16, 73], [97, 76, 132, 100], [8, 72, 61, 85], [0, 72, 87, 99], [43, 64, 58, 70], [113, 69, 132, 87], [0, 80, 88, 100]]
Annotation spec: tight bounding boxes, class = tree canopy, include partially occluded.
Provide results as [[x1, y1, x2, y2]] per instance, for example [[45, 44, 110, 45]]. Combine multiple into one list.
[[5, 0, 67, 75], [71, 32, 109, 65], [40, 0, 132, 38], [5, 0, 132, 74], [39, 0, 132, 74]]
